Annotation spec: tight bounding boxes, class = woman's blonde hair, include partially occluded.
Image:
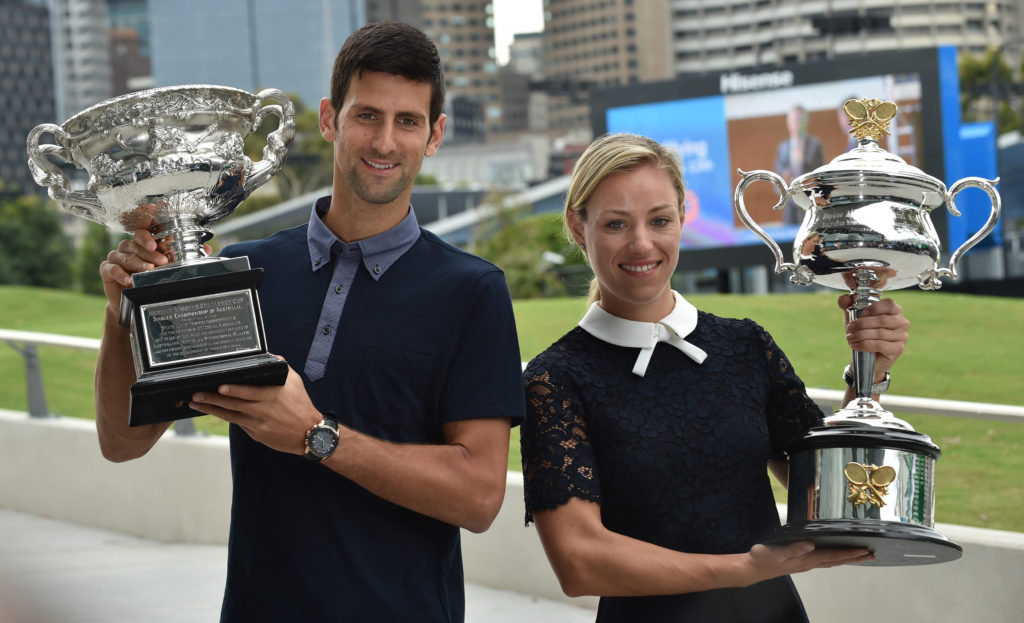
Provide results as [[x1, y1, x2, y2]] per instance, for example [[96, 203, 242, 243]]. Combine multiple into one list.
[[564, 133, 686, 303]]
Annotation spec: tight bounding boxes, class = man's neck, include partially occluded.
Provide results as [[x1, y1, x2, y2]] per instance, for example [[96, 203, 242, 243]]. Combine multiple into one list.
[[324, 190, 412, 243]]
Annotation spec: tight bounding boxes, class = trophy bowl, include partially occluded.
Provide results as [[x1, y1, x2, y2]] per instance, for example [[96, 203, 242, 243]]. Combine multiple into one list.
[[27, 85, 296, 426], [734, 98, 1000, 565], [27, 84, 295, 263]]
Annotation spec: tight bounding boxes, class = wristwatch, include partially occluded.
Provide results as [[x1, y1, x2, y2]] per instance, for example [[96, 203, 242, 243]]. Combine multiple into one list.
[[843, 365, 890, 395], [304, 413, 339, 462]]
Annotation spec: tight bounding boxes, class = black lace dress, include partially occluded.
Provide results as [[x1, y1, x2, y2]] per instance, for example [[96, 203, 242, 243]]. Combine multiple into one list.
[[521, 311, 824, 622]]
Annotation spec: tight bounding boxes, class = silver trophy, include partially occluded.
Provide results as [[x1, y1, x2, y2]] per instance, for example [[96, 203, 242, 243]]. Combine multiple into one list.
[[735, 98, 1000, 565], [27, 85, 296, 426]]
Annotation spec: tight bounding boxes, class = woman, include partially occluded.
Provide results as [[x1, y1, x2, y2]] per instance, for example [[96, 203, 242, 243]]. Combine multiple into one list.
[[520, 134, 909, 622]]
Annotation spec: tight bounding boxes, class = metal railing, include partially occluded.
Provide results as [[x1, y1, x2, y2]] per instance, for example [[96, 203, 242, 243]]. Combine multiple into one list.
[[0, 328, 196, 435], [5, 328, 1024, 432]]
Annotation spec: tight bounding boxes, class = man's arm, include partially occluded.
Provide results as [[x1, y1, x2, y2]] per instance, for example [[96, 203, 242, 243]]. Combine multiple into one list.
[[190, 367, 512, 532], [326, 416, 510, 533], [95, 230, 173, 462]]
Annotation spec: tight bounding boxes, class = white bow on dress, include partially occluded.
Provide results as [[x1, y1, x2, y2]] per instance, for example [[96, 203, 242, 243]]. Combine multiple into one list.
[[579, 290, 708, 377]]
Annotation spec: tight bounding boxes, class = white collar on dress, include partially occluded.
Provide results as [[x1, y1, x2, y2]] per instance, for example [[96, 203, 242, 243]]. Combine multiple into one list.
[[578, 290, 708, 377]]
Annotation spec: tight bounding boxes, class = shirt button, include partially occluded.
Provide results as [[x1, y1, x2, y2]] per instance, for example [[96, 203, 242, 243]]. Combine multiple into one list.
[[374, 264, 382, 274], [313, 257, 322, 266], [335, 285, 343, 294], [322, 326, 331, 335]]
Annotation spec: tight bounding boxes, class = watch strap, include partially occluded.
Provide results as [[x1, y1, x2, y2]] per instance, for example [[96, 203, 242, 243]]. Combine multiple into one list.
[[843, 365, 890, 394]]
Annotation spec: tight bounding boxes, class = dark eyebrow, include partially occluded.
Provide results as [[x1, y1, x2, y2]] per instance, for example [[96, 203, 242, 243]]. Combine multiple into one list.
[[354, 104, 427, 124]]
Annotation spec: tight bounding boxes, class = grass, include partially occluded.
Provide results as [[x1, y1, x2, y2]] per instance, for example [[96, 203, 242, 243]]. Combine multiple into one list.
[[2, 285, 1022, 530]]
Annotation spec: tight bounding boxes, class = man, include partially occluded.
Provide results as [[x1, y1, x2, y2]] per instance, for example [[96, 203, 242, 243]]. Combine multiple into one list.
[[96, 22, 525, 622], [773, 105, 825, 225]]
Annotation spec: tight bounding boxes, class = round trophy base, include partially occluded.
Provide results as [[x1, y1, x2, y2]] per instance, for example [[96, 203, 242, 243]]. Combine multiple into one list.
[[763, 520, 963, 566]]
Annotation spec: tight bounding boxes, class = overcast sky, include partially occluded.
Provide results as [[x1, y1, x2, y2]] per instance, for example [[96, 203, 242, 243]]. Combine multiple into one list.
[[491, 0, 544, 65]]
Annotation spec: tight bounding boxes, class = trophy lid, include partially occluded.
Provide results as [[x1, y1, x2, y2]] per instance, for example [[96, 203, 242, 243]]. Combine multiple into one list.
[[791, 98, 946, 209]]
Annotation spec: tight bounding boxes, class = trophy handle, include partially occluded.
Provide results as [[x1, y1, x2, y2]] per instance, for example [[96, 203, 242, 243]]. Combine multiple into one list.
[[920, 177, 1001, 289], [244, 88, 297, 193], [26, 124, 105, 218], [734, 169, 797, 276]]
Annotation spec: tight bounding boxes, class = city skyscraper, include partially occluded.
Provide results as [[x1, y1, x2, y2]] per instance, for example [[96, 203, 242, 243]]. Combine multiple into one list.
[[0, 0, 56, 194], [419, 1, 501, 134], [107, 0, 151, 94], [669, 0, 1023, 74], [47, 0, 113, 123], [365, 0, 423, 28], [149, 0, 365, 111], [542, 0, 673, 137]]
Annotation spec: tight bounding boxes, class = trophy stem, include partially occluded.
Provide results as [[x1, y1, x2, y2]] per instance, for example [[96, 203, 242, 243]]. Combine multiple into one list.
[[153, 214, 214, 266], [849, 269, 880, 401], [825, 268, 913, 430]]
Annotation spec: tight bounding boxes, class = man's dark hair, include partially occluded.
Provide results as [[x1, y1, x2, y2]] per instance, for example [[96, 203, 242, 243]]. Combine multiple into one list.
[[330, 21, 445, 128]]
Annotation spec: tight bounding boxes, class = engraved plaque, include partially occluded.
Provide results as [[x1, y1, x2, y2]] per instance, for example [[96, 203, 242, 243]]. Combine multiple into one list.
[[141, 290, 262, 366]]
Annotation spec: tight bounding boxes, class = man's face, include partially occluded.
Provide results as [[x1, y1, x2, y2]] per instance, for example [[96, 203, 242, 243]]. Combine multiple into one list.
[[319, 71, 445, 208], [787, 107, 808, 136]]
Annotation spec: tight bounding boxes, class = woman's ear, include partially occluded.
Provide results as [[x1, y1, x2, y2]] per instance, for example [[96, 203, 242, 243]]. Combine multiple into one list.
[[566, 210, 586, 249]]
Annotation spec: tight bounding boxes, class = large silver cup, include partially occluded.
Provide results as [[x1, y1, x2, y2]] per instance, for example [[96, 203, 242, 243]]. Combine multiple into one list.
[[734, 98, 1000, 565], [27, 85, 296, 427]]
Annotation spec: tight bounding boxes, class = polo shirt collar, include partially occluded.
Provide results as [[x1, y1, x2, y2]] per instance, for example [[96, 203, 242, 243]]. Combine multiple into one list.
[[306, 196, 421, 280], [579, 290, 707, 377]]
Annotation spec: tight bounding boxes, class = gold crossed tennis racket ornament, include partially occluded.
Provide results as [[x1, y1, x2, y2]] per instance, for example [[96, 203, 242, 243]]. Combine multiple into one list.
[[845, 462, 897, 508], [843, 98, 899, 142]]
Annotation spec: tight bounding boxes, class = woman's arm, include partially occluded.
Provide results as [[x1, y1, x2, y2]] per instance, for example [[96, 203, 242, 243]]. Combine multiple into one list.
[[533, 497, 872, 598]]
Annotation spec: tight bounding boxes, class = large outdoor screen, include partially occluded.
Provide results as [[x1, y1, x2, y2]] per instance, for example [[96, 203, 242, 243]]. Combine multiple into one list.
[[604, 74, 922, 249], [590, 47, 988, 270]]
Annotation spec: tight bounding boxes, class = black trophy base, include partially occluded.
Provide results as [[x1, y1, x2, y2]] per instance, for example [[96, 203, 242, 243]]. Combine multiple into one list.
[[763, 520, 963, 566], [129, 353, 288, 427]]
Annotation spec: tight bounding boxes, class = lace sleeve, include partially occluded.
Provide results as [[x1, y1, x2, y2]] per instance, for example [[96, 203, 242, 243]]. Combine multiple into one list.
[[520, 366, 601, 525], [756, 323, 825, 458]]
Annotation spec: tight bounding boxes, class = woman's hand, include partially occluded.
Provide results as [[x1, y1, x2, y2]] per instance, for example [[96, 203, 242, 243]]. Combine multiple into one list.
[[837, 295, 909, 377], [746, 541, 874, 582]]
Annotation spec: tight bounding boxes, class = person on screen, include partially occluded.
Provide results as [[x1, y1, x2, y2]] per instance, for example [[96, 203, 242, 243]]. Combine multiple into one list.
[[773, 105, 825, 225], [837, 95, 860, 152], [520, 133, 910, 622], [94, 22, 524, 622]]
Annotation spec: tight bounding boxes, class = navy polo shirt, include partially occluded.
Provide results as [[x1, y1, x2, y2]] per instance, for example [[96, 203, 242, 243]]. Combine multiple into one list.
[[217, 197, 525, 622]]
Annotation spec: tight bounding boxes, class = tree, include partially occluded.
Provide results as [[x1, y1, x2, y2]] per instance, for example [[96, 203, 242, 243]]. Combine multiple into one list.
[[0, 188, 74, 289], [960, 47, 1022, 135], [471, 194, 589, 299], [76, 221, 118, 295], [245, 94, 333, 200]]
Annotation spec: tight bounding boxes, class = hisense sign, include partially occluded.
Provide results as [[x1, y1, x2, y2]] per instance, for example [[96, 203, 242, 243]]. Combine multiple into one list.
[[719, 70, 795, 93]]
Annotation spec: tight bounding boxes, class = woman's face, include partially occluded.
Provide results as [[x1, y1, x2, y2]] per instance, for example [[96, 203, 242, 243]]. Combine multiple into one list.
[[569, 163, 682, 322]]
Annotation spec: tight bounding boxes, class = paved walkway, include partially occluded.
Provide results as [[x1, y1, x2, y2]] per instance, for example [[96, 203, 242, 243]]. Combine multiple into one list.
[[0, 509, 594, 623]]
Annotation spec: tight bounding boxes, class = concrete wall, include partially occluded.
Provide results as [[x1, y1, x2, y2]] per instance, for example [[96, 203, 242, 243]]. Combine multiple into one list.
[[2, 409, 1022, 621]]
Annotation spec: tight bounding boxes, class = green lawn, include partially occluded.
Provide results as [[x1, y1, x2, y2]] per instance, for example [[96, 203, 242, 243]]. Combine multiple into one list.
[[2, 285, 1022, 530]]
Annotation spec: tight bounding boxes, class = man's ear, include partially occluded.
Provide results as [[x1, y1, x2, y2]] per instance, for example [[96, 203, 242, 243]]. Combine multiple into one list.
[[425, 113, 446, 157], [319, 98, 337, 141]]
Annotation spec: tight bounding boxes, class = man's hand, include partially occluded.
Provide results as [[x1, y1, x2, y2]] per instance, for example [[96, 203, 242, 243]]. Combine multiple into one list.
[[99, 230, 169, 310], [190, 362, 322, 455]]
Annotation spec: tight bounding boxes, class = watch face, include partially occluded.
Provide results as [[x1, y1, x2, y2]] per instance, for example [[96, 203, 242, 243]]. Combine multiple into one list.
[[309, 427, 338, 458]]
